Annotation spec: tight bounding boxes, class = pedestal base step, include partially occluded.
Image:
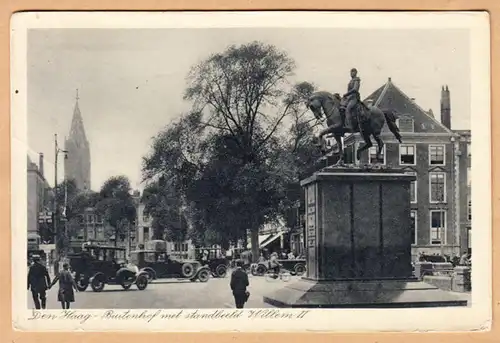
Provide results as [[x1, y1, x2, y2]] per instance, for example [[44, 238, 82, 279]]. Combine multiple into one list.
[[263, 278, 468, 308]]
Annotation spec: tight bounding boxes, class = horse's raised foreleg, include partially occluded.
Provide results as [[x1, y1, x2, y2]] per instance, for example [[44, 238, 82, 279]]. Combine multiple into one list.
[[356, 132, 373, 161], [334, 134, 345, 165], [373, 134, 384, 164], [317, 126, 339, 153]]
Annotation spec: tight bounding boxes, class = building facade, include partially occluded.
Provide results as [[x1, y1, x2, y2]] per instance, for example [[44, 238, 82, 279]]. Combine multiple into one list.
[[453, 129, 472, 254], [64, 91, 91, 191], [338, 78, 470, 259], [27, 153, 52, 238], [135, 200, 194, 258]]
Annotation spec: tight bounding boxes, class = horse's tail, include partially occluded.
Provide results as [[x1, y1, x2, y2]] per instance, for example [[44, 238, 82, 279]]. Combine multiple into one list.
[[382, 109, 402, 143]]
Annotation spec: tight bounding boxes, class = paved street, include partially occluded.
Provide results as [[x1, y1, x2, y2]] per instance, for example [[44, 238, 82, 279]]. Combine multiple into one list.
[[28, 272, 297, 309]]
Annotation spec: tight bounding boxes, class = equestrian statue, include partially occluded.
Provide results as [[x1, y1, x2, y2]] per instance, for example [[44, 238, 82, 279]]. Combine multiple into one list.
[[307, 68, 402, 165]]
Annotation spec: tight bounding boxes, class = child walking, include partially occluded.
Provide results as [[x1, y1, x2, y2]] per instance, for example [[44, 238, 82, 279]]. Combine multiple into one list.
[[49, 262, 78, 309]]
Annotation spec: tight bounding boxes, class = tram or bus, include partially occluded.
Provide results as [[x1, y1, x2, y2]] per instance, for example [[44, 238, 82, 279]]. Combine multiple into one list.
[[27, 233, 46, 265]]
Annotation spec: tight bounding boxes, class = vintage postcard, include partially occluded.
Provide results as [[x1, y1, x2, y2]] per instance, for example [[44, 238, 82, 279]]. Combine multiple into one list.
[[11, 11, 491, 332]]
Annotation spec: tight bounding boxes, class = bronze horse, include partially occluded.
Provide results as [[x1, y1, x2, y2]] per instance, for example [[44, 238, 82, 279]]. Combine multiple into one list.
[[307, 91, 402, 164]]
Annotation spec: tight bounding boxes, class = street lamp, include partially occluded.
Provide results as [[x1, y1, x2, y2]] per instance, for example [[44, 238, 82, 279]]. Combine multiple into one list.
[[53, 133, 68, 272]]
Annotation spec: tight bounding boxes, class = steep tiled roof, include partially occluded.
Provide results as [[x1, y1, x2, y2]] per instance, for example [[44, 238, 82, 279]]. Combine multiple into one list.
[[363, 78, 454, 135]]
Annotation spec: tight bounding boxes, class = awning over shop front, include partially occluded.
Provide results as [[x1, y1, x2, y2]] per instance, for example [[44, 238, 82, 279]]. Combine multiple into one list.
[[260, 231, 284, 249], [246, 234, 272, 249]]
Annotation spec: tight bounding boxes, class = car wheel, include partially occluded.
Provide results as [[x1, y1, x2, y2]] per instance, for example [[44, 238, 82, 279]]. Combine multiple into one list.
[[76, 275, 89, 292], [216, 264, 227, 278], [256, 264, 267, 276], [120, 275, 134, 290], [181, 263, 195, 278], [197, 269, 210, 283], [146, 270, 155, 282], [294, 263, 306, 276], [136, 275, 148, 290], [91, 275, 105, 292]]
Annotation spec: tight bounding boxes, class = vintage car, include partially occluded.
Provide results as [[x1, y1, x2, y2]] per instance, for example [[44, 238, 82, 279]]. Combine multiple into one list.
[[251, 258, 306, 277], [195, 248, 229, 278], [68, 243, 149, 292], [129, 249, 211, 283]]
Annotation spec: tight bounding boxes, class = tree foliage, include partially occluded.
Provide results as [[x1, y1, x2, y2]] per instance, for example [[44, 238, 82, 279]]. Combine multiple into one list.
[[142, 41, 321, 260], [96, 175, 137, 246], [141, 178, 186, 242]]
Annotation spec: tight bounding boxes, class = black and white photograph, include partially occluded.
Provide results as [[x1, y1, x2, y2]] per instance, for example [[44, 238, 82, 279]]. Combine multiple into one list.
[[11, 11, 490, 332]]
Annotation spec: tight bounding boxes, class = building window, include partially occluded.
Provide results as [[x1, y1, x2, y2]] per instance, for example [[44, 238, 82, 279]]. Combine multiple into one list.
[[468, 198, 472, 221], [143, 213, 149, 222], [404, 171, 417, 203], [96, 226, 104, 240], [399, 144, 416, 165], [85, 214, 93, 223], [430, 210, 446, 245], [87, 227, 95, 240], [410, 210, 417, 245], [397, 117, 414, 133], [429, 172, 446, 203], [429, 145, 445, 166], [143, 227, 150, 241], [369, 146, 385, 164]]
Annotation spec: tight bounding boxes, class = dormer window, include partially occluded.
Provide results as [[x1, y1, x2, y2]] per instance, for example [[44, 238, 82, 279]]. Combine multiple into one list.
[[396, 114, 414, 133]]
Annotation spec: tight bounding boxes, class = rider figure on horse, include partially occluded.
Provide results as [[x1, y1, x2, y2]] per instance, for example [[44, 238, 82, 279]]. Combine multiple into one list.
[[342, 68, 361, 132]]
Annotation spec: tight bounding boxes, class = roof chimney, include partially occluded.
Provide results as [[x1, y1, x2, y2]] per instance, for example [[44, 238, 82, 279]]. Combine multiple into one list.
[[388, 77, 392, 82], [38, 153, 44, 178], [440, 85, 451, 129]]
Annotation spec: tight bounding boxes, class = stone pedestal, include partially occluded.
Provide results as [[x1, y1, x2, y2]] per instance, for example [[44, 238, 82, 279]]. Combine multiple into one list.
[[263, 167, 467, 308]]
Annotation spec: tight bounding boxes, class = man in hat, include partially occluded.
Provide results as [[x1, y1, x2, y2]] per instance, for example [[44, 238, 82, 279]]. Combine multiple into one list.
[[230, 259, 250, 309], [27, 254, 51, 309]]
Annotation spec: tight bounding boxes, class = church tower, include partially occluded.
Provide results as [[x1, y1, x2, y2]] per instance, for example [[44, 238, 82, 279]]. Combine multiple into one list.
[[64, 90, 91, 190], [440, 85, 451, 129]]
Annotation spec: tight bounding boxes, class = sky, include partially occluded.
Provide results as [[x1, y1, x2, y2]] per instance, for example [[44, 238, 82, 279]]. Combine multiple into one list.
[[27, 28, 470, 191]]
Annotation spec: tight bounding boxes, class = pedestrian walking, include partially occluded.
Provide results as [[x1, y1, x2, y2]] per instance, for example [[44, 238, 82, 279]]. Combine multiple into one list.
[[27, 254, 51, 309], [230, 260, 250, 309], [49, 262, 79, 309]]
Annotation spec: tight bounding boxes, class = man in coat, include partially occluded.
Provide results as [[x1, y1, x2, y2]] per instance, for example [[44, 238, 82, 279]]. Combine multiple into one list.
[[230, 259, 249, 309], [27, 254, 51, 309]]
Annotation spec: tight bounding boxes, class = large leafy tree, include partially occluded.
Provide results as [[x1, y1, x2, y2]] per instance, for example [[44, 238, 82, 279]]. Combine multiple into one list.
[[96, 176, 137, 246], [142, 42, 321, 259], [183, 41, 297, 259]]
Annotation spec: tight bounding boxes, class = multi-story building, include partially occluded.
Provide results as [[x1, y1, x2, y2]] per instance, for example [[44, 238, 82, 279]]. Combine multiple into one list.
[[68, 205, 138, 252], [453, 129, 472, 254], [27, 153, 52, 239], [338, 78, 470, 259], [136, 202, 153, 245], [135, 198, 194, 258]]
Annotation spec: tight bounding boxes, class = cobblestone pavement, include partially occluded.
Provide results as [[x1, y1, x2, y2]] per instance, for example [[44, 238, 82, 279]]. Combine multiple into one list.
[[28, 272, 297, 309]]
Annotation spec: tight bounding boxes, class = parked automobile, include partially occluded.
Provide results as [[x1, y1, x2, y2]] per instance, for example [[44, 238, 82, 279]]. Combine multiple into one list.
[[68, 243, 149, 292], [194, 248, 229, 278], [251, 259, 306, 277], [129, 249, 210, 283]]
